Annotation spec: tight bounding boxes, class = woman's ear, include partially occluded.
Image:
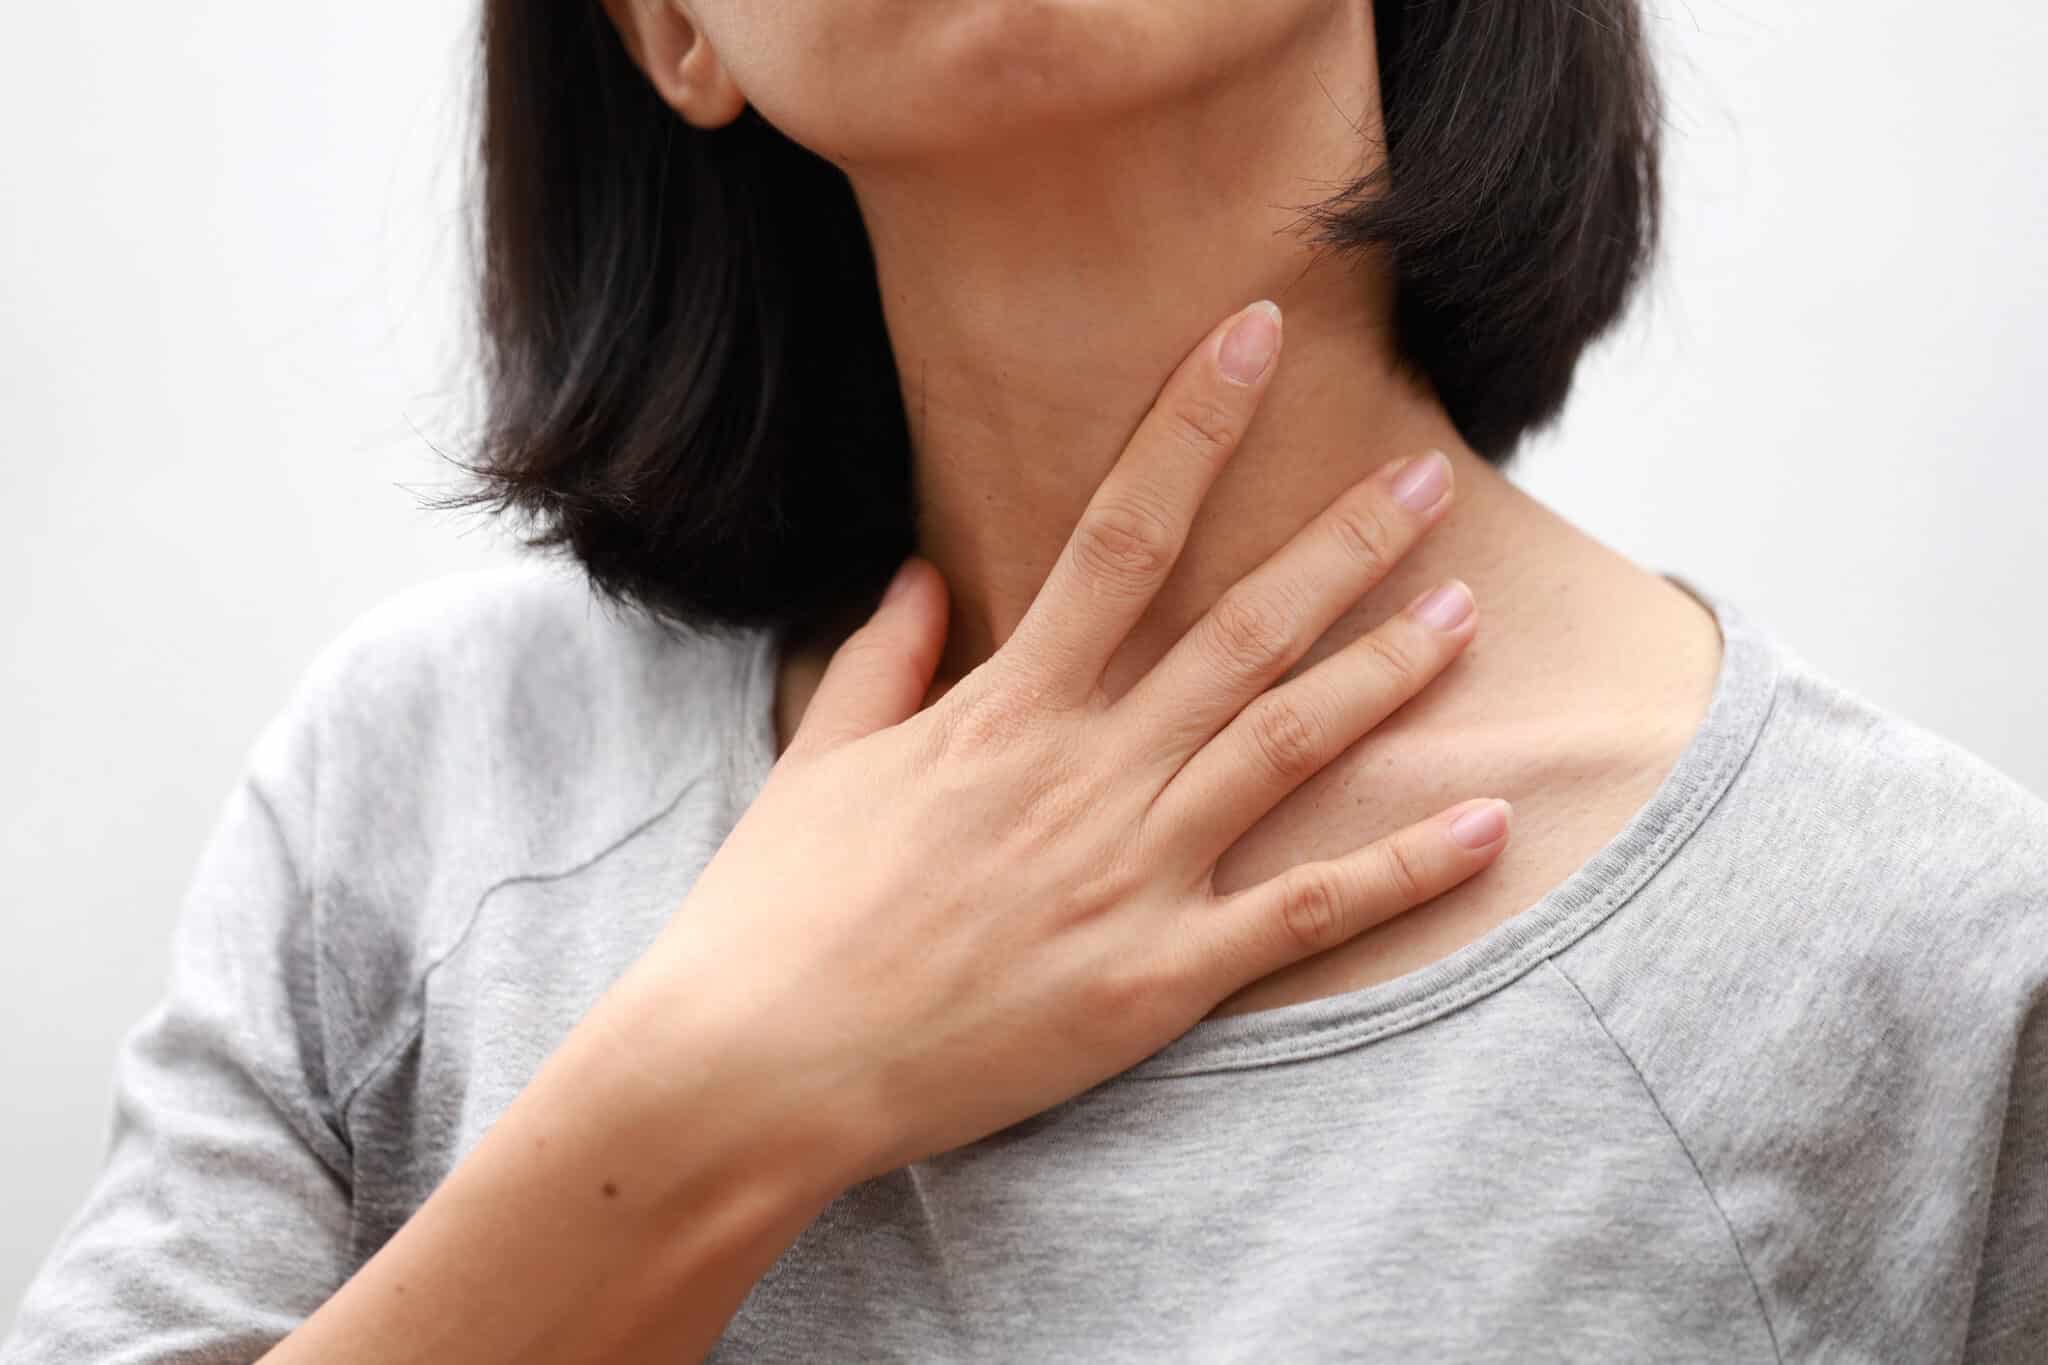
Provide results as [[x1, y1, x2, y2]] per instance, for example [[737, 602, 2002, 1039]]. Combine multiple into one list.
[[600, 0, 747, 129]]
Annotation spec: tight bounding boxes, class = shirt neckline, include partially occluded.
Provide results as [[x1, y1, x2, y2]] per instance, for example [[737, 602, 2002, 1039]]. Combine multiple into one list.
[[733, 571, 1781, 1081]]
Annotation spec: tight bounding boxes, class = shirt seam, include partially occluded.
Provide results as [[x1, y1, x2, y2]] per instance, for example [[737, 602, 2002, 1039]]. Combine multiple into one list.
[[333, 772, 711, 1126], [1127, 659, 1778, 1081], [1122, 589, 1783, 1081], [242, 774, 353, 1182], [1545, 957, 1784, 1364]]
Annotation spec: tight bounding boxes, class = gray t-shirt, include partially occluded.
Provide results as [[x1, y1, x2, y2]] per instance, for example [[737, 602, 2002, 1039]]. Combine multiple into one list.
[[6, 565, 2046, 1363]]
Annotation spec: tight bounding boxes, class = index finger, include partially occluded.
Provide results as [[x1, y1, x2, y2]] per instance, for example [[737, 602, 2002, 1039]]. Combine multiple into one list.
[[999, 299, 1283, 707]]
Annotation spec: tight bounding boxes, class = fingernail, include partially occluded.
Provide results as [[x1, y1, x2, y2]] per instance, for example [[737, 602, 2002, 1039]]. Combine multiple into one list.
[[1413, 579, 1474, 632], [1218, 301, 1282, 385], [1449, 799, 1510, 849], [1391, 450, 1450, 513]]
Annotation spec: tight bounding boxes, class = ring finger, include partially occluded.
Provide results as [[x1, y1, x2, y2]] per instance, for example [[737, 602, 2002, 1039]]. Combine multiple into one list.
[[1145, 576, 1478, 870], [1115, 447, 1455, 778]]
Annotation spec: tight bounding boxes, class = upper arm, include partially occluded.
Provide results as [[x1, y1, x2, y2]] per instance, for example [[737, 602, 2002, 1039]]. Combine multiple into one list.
[[1964, 873, 2048, 1362], [1, 770, 357, 1364]]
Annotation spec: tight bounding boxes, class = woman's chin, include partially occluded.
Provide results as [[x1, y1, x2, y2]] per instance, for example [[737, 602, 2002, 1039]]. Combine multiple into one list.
[[747, 0, 1334, 167], [767, 77, 1167, 170]]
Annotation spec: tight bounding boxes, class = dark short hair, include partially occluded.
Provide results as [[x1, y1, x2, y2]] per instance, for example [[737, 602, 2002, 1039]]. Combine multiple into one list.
[[451, 2, 1662, 642]]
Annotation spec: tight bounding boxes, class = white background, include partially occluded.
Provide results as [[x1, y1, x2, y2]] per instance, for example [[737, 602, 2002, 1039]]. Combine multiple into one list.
[[3, 1, 2044, 1318]]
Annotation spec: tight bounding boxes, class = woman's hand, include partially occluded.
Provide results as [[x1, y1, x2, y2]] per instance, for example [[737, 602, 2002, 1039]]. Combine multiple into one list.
[[257, 300, 1504, 1365], [639, 299, 1501, 1190]]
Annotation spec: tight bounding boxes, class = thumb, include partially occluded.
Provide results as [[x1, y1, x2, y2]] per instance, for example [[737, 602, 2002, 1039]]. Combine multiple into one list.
[[787, 557, 948, 756]]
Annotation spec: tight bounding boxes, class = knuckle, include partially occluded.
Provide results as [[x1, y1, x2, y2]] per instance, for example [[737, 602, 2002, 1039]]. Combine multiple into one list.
[[1166, 393, 1243, 458], [1327, 497, 1396, 578], [1358, 627, 1421, 687], [1072, 499, 1177, 588], [974, 651, 1062, 718], [992, 724, 1105, 845], [1279, 866, 1347, 955], [940, 686, 1035, 755], [1379, 836, 1429, 904], [1206, 589, 1292, 670], [1244, 695, 1325, 783]]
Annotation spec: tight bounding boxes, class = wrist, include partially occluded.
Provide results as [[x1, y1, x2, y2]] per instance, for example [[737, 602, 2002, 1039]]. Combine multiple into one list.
[[583, 940, 876, 1219], [469, 968, 853, 1359]]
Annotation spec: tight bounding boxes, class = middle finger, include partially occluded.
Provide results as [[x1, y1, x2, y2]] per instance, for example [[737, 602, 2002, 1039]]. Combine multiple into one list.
[[1113, 446, 1455, 780]]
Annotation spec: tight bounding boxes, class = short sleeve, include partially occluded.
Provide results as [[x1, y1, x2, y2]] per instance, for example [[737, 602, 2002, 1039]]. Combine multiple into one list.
[[1966, 957, 2048, 1360], [1, 761, 355, 1362]]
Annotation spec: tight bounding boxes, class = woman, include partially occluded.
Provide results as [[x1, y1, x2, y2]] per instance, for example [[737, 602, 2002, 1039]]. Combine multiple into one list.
[[7, 1, 2045, 1360]]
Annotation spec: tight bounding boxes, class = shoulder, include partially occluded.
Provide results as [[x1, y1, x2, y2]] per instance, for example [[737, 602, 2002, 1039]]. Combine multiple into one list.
[[240, 562, 767, 972], [290, 560, 733, 722], [253, 561, 761, 800], [1567, 627, 2047, 1029], [225, 563, 773, 1107], [1755, 647, 2048, 935], [1559, 634, 2048, 1351]]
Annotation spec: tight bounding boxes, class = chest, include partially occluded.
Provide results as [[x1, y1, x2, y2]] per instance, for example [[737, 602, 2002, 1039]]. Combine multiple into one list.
[[1205, 713, 1690, 1019], [703, 1001, 1779, 1363]]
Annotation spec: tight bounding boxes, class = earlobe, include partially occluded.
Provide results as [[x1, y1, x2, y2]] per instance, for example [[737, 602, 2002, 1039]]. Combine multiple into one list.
[[600, 0, 747, 129], [671, 22, 748, 129]]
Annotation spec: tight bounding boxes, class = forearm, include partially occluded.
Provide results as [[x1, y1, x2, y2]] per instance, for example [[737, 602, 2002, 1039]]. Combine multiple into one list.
[[260, 954, 852, 1364]]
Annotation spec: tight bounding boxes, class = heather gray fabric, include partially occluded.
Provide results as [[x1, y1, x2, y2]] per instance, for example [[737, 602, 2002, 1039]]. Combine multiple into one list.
[[6, 564, 2046, 1363]]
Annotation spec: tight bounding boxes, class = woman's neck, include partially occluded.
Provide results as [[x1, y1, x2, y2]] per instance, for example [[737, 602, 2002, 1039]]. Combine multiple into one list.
[[768, 5, 1727, 1014], [833, 5, 1511, 698], [821, 4, 1698, 732]]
